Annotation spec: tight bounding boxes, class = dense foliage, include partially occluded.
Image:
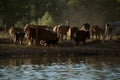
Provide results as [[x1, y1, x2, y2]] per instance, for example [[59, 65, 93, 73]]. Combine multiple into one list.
[[0, 0, 120, 29]]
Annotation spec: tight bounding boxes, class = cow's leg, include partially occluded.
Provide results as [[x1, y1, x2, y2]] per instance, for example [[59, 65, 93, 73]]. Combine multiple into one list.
[[64, 35, 68, 40], [83, 41, 85, 45], [47, 43, 50, 47], [92, 34, 94, 40], [19, 38, 24, 45], [60, 34, 64, 41], [19, 40, 21, 45], [13, 39, 17, 44], [98, 34, 101, 40], [109, 35, 113, 40], [101, 34, 103, 40], [92, 33, 94, 39], [83, 40, 86, 45], [95, 34, 97, 40], [35, 39, 39, 45], [101, 33, 107, 44], [91, 31, 95, 40], [28, 41, 31, 45], [99, 34, 101, 40], [13, 36, 17, 44], [27, 39, 32, 45], [10, 36, 13, 43], [71, 35, 74, 40], [76, 41, 79, 46], [59, 34, 62, 40]]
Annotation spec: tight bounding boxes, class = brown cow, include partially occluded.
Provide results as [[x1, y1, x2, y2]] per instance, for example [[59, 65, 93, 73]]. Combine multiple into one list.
[[9, 26, 24, 44], [24, 24, 52, 45], [91, 25, 104, 40], [24, 24, 58, 46], [57, 25, 70, 40]]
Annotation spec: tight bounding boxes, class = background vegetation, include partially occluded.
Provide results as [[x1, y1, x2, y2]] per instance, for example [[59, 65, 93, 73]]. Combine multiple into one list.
[[0, 0, 120, 30]]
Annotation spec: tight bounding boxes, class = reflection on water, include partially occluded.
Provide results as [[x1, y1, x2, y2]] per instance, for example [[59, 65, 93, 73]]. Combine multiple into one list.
[[0, 55, 120, 80]]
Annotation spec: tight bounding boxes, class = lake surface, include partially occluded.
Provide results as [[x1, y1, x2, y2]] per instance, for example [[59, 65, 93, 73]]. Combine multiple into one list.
[[0, 54, 120, 80]]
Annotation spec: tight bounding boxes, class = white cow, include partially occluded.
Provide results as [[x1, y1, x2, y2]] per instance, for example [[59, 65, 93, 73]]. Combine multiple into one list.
[[102, 21, 120, 44]]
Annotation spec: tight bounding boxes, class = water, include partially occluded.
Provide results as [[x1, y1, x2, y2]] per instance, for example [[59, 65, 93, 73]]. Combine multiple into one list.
[[0, 55, 119, 80]]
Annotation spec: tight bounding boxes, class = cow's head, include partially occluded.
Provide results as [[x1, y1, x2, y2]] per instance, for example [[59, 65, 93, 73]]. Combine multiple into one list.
[[81, 23, 90, 31]]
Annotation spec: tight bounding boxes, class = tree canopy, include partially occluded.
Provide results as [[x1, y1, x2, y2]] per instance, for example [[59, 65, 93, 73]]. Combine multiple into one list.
[[0, 0, 120, 28]]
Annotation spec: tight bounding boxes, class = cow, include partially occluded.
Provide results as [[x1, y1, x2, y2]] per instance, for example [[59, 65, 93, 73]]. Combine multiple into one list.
[[57, 25, 70, 40], [91, 25, 104, 40], [37, 28, 58, 45], [67, 27, 79, 40], [24, 24, 51, 45], [102, 22, 120, 44], [14, 32, 25, 44], [9, 26, 24, 44], [24, 24, 58, 46], [73, 29, 90, 46]]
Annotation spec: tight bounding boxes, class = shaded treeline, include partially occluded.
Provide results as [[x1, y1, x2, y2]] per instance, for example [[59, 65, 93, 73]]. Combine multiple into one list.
[[0, 0, 120, 29]]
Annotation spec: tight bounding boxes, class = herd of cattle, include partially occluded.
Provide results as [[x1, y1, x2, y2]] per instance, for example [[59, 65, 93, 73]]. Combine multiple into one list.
[[8, 22, 120, 46]]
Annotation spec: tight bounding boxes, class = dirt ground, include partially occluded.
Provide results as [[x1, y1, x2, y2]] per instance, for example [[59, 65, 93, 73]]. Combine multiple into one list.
[[0, 37, 120, 58]]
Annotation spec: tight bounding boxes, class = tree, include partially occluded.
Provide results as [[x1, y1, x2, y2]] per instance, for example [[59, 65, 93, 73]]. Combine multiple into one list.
[[14, 17, 28, 28], [40, 11, 54, 26], [0, 0, 120, 28], [30, 20, 37, 25]]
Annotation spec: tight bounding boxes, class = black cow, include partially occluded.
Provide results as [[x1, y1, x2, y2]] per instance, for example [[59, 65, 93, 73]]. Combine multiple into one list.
[[14, 32, 25, 44], [74, 30, 90, 46]]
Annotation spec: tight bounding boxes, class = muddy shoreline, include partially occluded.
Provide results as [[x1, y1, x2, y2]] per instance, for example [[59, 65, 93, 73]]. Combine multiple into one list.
[[0, 44, 119, 58], [0, 38, 120, 58]]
